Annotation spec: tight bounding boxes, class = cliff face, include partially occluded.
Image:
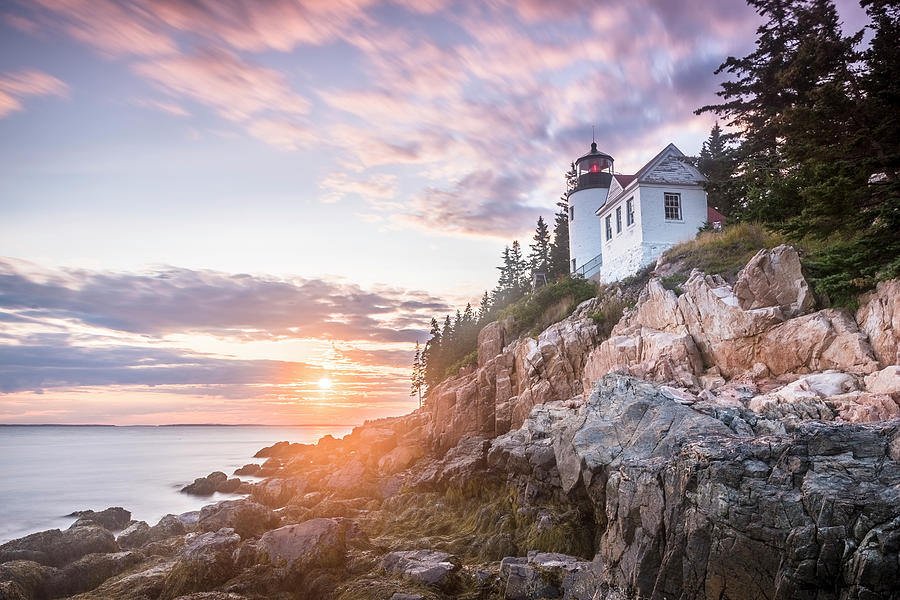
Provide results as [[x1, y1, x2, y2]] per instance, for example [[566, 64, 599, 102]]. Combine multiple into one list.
[[427, 246, 898, 455]]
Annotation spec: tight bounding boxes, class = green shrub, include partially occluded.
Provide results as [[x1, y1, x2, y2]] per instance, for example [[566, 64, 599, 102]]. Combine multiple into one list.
[[443, 348, 478, 379], [499, 276, 596, 337], [659, 273, 688, 295], [588, 296, 627, 339]]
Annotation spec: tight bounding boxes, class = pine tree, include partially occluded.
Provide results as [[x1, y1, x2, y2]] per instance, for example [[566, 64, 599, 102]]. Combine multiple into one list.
[[423, 317, 442, 389], [509, 241, 529, 298], [697, 122, 742, 218], [529, 216, 551, 275], [410, 342, 424, 408], [549, 163, 574, 279], [477, 291, 491, 323]]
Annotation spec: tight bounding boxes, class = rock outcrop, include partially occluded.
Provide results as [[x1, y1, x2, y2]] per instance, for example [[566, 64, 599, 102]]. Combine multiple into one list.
[[858, 279, 900, 367], [489, 374, 900, 600]]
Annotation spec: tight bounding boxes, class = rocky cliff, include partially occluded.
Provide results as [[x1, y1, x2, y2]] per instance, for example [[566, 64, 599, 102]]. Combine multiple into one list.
[[2, 245, 899, 600]]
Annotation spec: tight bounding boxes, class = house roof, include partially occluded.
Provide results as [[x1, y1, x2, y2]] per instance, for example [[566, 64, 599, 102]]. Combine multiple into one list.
[[708, 206, 726, 223], [613, 174, 636, 188], [596, 143, 707, 217]]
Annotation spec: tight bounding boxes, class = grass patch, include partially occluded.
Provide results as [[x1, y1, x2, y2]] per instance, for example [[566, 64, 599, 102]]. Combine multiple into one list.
[[660, 222, 785, 280], [659, 273, 688, 295], [499, 276, 597, 338], [443, 349, 478, 379], [588, 296, 628, 339]]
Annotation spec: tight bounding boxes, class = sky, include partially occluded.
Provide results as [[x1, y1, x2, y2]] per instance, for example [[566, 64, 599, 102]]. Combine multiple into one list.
[[0, 0, 869, 425]]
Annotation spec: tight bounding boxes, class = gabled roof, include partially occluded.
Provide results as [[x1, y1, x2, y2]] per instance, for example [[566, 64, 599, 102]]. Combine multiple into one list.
[[613, 174, 636, 188], [596, 143, 707, 217], [708, 206, 726, 223]]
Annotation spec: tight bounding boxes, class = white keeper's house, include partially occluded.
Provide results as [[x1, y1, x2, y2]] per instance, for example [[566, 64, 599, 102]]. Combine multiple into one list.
[[567, 142, 724, 283]]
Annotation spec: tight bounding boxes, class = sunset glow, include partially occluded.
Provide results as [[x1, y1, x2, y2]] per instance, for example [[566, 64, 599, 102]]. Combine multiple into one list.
[[0, 0, 868, 425]]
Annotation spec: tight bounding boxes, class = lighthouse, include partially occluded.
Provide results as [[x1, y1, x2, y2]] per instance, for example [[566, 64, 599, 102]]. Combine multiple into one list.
[[567, 141, 613, 277]]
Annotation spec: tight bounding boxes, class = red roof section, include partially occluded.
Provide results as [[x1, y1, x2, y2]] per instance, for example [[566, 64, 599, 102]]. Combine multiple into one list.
[[708, 206, 726, 223], [613, 174, 636, 188]]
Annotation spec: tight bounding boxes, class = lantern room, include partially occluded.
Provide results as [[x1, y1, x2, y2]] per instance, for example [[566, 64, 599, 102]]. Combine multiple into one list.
[[572, 142, 614, 194]]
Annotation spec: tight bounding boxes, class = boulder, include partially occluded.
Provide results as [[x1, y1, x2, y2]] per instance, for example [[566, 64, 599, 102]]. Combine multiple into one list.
[[733, 245, 815, 317], [378, 444, 425, 475], [44, 551, 143, 598], [865, 365, 900, 396], [856, 279, 900, 367], [0, 560, 55, 599], [159, 528, 240, 600], [196, 500, 278, 538], [233, 464, 260, 477], [68, 507, 132, 531], [69, 556, 177, 599], [117, 522, 151, 549], [382, 550, 460, 588], [499, 552, 593, 600], [755, 309, 879, 376], [255, 518, 365, 571], [180, 472, 228, 496], [0, 526, 118, 567], [150, 515, 187, 540], [582, 325, 703, 391], [250, 477, 306, 508]]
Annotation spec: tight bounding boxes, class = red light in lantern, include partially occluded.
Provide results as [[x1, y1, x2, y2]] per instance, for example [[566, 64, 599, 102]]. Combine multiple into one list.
[[590, 163, 599, 173]]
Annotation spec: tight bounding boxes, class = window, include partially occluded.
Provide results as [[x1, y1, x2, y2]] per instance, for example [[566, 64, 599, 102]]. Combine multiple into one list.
[[571, 258, 577, 272], [605, 215, 612, 240], [664, 193, 682, 220], [569, 205, 574, 221], [615, 207, 622, 234], [626, 197, 634, 226]]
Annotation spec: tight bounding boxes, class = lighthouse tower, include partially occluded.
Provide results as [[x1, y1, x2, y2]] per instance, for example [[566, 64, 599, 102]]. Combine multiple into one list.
[[567, 142, 613, 277]]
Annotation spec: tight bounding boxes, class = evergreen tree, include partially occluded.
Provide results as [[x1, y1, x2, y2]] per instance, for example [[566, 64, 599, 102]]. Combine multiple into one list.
[[422, 317, 442, 390], [529, 216, 551, 274], [548, 163, 575, 279], [697, 122, 742, 217], [477, 291, 491, 323], [509, 241, 530, 295], [410, 342, 424, 408]]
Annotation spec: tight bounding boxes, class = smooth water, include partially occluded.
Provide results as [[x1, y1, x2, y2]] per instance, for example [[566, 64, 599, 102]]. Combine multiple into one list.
[[0, 424, 354, 544]]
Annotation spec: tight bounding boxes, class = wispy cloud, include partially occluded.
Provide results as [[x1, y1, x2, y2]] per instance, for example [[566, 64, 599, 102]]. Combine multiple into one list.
[[0, 69, 68, 118], [0, 259, 447, 343], [133, 48, 309, 121]]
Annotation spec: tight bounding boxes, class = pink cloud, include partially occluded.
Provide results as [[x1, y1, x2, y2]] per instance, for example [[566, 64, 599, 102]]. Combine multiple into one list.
[[0, 69, 68, 118], [246, 118, 316, 150], [133, 48, 309, 121], [32, 0, 177, 57]]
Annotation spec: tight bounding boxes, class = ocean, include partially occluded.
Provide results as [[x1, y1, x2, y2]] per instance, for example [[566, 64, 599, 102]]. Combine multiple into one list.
[[0, 424, 355, 544]]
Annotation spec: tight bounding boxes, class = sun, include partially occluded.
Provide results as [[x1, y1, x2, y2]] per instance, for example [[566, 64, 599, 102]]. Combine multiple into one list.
[[317, 377, 333, 390]]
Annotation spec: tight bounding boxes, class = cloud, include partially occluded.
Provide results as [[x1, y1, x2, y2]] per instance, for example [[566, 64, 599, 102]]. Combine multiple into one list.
[[246, 118, 316, 150], [0, 337, 315, 393], [133, 98, 190, 116], [133, 48, 309, 121], [0, 69, 68, 118], [32, 0, 178, 57], [0, 259, 447, 344]]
